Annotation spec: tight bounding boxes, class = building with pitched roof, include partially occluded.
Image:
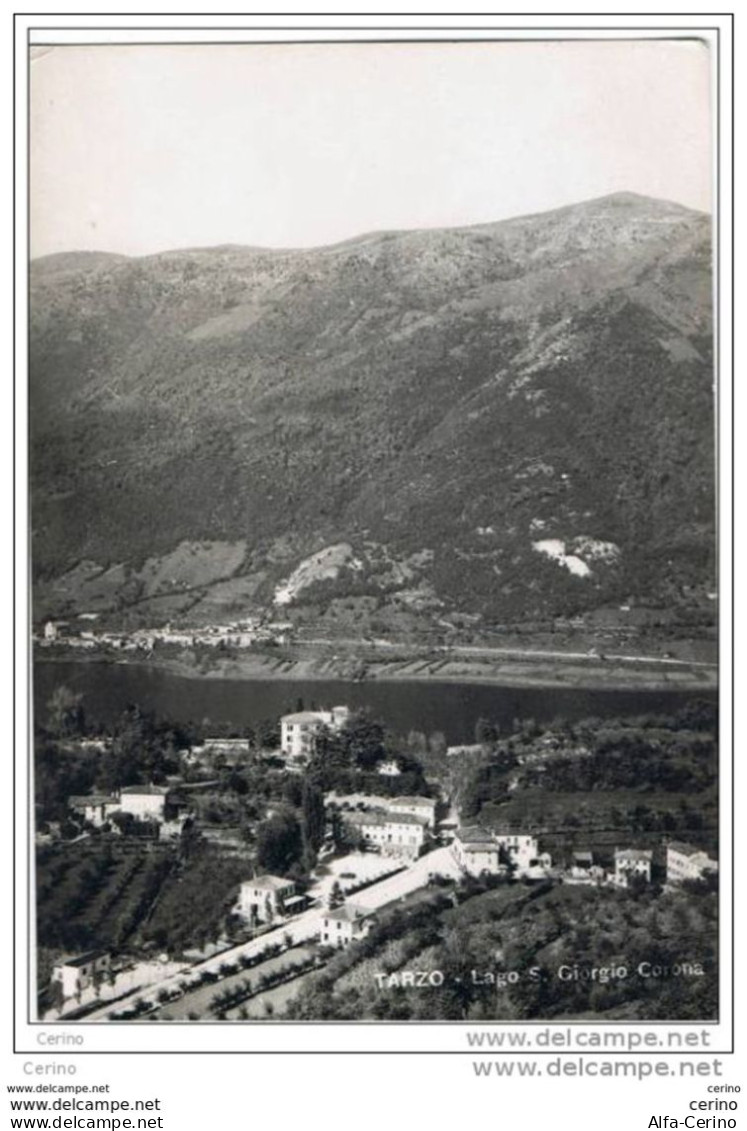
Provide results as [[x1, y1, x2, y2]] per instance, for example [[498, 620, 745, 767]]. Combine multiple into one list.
[[118, 784, 170, 822], [67, 794, 120, 828], [320, 904, 374, 948], [388, 795, 437, 828], [237, 875, 296, 924], [614, 848, 653, 887], [280, 706, 350, 761], [343, 808, 428, 859], [452, 826, 538, 876], [52, 951, 111, 1000], [666, 842, 718, 885]]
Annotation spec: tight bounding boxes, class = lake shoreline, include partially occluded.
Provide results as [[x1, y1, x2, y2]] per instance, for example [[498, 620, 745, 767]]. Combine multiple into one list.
[[34, 646, 718, 693]]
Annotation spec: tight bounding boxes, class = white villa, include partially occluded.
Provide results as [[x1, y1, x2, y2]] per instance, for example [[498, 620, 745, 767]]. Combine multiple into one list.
[[237, 875, 297, 924], [280, 706, 350, 761]]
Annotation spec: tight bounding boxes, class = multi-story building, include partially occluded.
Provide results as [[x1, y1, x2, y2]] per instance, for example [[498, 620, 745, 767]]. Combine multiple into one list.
[[52, 951, 111, 1000], [237, 875, 296, 924], [118, 784, 170, 822], [452, 826, 538, 876], [320, 904, 374, 948], [614, 848, 653, 886], [388, 795, 437, 829], [68, 793, 120, 828], [493, 832, 538, 872], [280, 706, 351, 762], [666, 842, 718, 886], [451, 826, 505, 876], [343, 809, 428, 860]]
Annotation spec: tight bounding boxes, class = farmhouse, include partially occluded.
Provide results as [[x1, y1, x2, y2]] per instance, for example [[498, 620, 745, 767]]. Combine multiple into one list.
[[68, 794, 119, 828], [237, 875, 296, 924], [118, 784, 170, 822], [614, 848, 653, 886], [52, 951, 111, 1000]]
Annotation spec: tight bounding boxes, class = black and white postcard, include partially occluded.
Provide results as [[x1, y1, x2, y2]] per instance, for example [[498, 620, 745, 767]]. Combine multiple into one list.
[[13, 18, 735, 1098]]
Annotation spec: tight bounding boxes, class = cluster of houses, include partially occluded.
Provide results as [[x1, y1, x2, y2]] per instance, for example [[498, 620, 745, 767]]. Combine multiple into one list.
[[68, 784, 185, 839], [38, 618, 293, 652], [449, 823, 718, 891], [451, 826, 547, 877], [233, 874, 375, 949]]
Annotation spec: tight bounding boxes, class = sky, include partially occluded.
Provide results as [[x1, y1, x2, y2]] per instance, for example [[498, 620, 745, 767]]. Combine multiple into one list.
[[29, 39, 712, 259]]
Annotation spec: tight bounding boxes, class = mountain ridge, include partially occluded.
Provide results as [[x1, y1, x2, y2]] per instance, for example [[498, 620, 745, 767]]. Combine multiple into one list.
[[30, 193, 715, 637], [30, 192, 709, 265]]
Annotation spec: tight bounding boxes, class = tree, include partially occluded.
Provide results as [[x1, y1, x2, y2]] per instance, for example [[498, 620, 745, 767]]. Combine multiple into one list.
[[256, 809, 303, 875], [344, 711, 386, 770], [46, 686, 86, 738], [302, 781, 326, 861], [475, 717, 499, 747], [255, 718, 280, 750]]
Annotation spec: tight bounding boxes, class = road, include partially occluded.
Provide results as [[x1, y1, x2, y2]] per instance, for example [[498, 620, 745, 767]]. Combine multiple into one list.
[[82, 847, 460, 1021], [297, 637, 717, 669]]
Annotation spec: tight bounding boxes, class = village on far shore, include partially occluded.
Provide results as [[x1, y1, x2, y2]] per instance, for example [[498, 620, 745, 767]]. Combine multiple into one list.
[[37, 695, 719, 1023]]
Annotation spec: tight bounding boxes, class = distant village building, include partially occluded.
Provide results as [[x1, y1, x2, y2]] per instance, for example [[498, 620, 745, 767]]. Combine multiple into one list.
[[237, 875, 296, 924], [377, 760, 402, 777], [280, 706, 350, 762], [666, 842, 718, 886], [52, 951, 111, 1000], [43, 620, 73, 642], [321, 904, 374, 949], [446, 744, 484, 758], [614, 848, 653, 887], [192, 737, 251, 766], [344, 809, 428, 860]]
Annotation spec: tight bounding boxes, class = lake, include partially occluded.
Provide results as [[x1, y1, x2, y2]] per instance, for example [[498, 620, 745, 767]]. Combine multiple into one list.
[[33, 660, 717, 744]]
